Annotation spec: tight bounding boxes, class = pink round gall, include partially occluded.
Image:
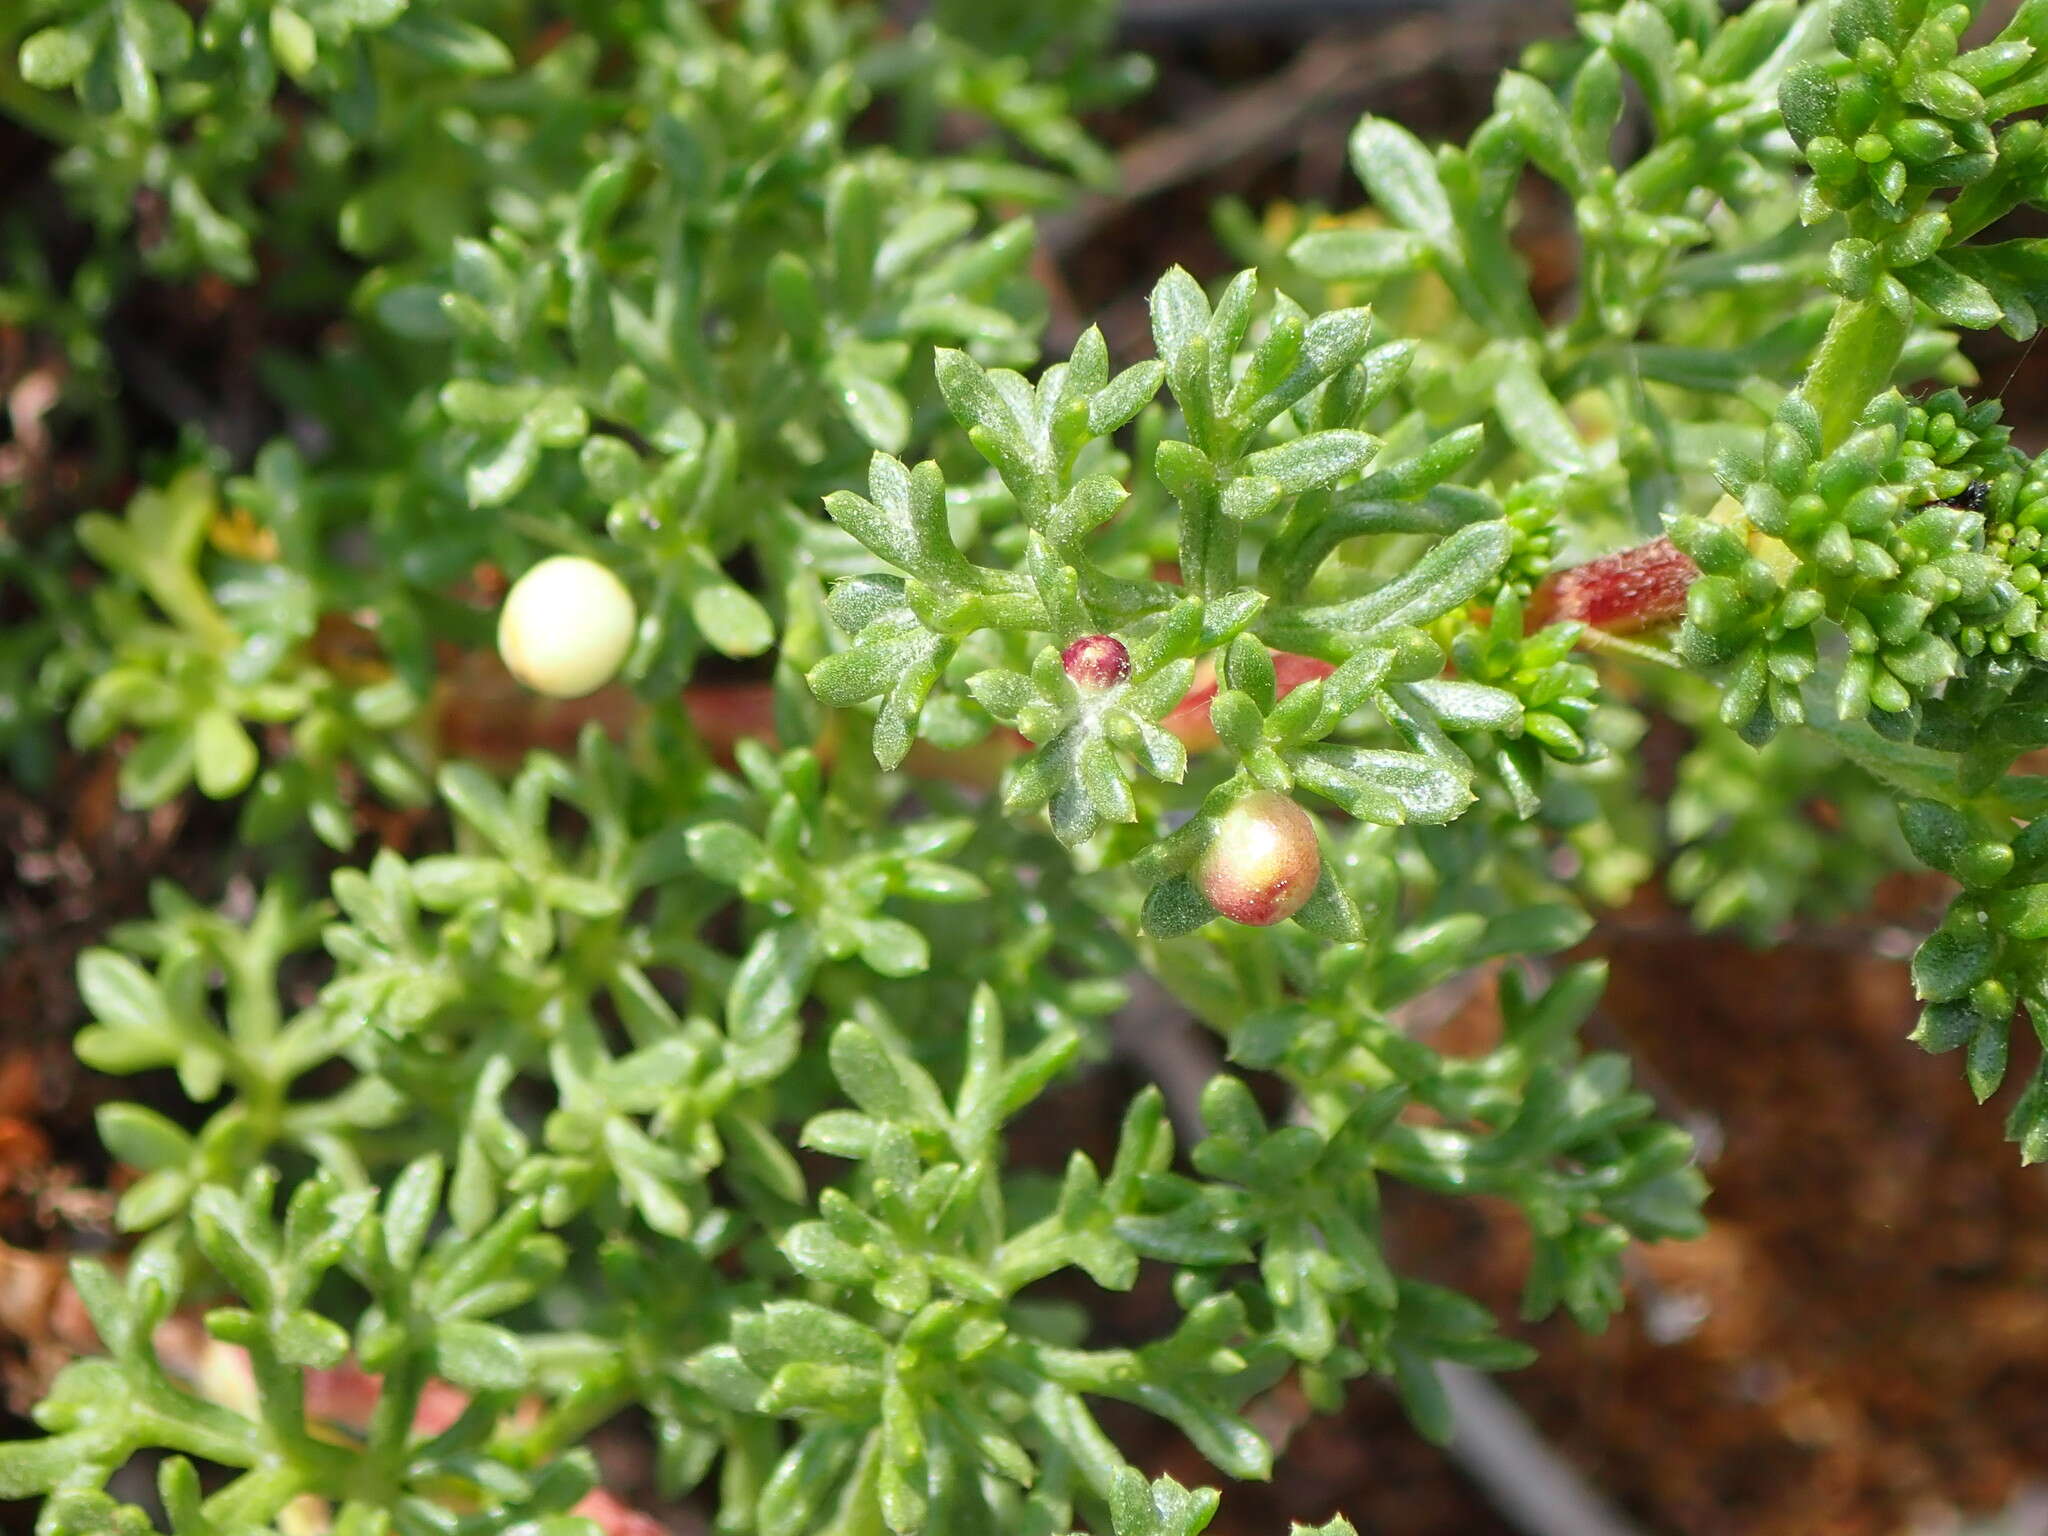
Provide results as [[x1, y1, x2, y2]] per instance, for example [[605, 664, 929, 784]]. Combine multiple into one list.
[[1061, 634, 1132, 691], [1197, 791, 1320, 927]]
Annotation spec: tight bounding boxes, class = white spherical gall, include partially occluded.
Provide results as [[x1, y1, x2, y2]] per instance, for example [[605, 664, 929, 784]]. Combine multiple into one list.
[[496, 555, 637, 699], [1196, 791, 1320, 927]]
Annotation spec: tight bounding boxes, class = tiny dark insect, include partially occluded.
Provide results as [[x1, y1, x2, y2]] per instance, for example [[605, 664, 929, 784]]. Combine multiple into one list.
[[1936, 480, 1990, 512]]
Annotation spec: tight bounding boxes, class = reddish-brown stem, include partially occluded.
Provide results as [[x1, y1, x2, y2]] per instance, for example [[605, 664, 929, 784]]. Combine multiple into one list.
[[1526, 535, 1699, 636]]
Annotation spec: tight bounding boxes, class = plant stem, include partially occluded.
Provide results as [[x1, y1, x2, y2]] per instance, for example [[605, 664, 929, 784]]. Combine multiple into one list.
[[1799, 294, 1910, 452]]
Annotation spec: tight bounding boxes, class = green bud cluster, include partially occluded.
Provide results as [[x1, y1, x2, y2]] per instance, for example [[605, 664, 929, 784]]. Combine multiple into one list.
[[1783, 0, 2048, 350], [1449, 592, 1603, 817], [1963, 446, 2048, 662], [1497, 487, 1565, 596], [1675, 389, 2026, 741], [1899, 386, 2018, 476], [1902, 796, 2048, 1151], [1787, 0, 2004, 225]]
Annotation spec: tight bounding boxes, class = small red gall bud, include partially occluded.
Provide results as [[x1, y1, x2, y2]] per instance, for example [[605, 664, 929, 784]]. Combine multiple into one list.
[[1062, 634, 1132, 690], [1197, 791, 1321, 927], [1526, 536, 1699, 635]]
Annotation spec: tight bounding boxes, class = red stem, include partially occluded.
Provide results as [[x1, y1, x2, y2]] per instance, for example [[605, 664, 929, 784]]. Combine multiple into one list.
[[1526, 535, 1698, 636]]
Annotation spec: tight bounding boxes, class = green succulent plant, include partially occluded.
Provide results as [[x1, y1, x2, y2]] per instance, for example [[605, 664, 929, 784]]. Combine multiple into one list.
[[13, 0, 2048, 1529]]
